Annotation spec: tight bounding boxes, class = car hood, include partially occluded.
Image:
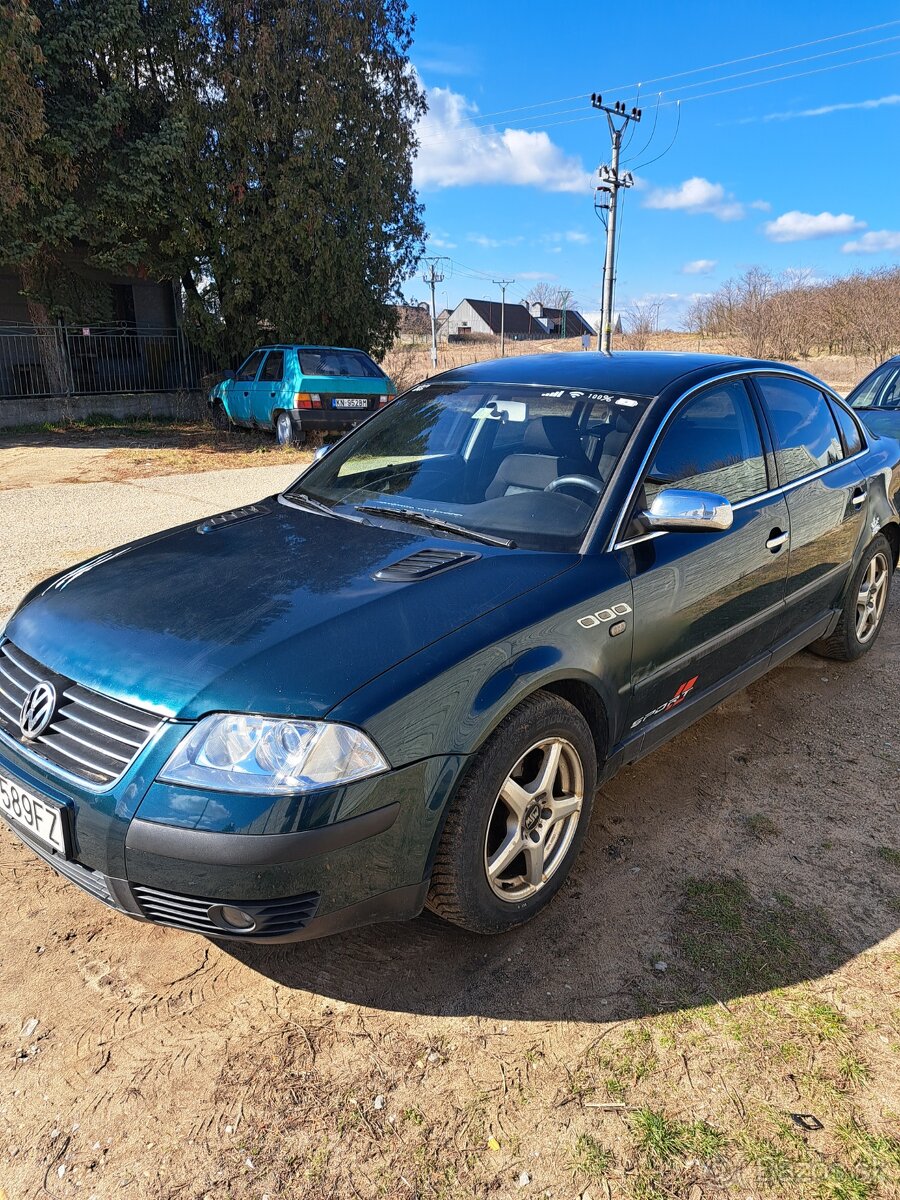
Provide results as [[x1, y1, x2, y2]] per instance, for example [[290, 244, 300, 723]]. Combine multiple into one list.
[[6, 500, 575, 720], [856, 408, 900, 440]]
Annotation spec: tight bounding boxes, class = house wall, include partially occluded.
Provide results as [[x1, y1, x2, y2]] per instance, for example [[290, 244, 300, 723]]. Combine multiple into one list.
[[445, 300, 494, 337]]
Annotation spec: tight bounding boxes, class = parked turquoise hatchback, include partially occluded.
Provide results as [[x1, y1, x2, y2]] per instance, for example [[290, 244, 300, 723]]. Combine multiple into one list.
[[208, 344, 395, 444]]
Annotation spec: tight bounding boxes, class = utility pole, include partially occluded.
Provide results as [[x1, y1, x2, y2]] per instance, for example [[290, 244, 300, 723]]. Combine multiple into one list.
[[423, 257, 445, 369], [591, 94, 640, 353], [493, 277, 514, 356]]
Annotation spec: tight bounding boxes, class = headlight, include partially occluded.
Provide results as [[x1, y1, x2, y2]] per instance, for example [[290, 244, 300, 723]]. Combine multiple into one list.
[[158, 714, 389, 794]]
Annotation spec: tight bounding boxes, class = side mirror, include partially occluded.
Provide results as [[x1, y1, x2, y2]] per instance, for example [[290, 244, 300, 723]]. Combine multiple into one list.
[[314, 444, 333, 462], [222, 369, 236, 381], [641, 488, 733, 533]]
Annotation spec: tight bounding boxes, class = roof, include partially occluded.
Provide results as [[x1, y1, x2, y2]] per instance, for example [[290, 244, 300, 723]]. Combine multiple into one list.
[[435, 350, 804, 396], [462, 299, 548, 337], [539, 307, 595, 337]]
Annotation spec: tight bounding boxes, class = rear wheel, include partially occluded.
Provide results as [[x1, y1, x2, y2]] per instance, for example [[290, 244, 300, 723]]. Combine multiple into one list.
[[812, 534, 892, 661], [427, 691, 596, 934], [275, 411, 304, 446]]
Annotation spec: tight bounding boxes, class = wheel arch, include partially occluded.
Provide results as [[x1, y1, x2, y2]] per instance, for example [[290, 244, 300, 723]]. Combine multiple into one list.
[[882, 519, 899, 569]]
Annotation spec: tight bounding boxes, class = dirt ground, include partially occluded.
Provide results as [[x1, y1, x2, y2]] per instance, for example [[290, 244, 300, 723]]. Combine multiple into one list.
[[0, 445, 898, 1198]]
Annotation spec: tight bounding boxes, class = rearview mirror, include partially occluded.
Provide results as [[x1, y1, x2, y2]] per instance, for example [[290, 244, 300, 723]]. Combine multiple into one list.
[[641, 488, 733, 533]]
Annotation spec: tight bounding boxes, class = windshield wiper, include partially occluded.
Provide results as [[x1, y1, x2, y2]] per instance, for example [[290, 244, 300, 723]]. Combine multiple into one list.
[[283, 491, 371, 524], [355, 503, 516, 548]]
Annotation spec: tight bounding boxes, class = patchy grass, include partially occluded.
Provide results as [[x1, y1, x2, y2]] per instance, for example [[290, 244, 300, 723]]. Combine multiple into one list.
[[745, 812, 782, 840], [876, 846, 900, 868], [571, 1132, 614, 1180], [674, 875, 845, 998]]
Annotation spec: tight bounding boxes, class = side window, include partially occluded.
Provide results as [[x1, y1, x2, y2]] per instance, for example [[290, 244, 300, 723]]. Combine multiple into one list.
[[755, 376, 844, 484], [236, 350, 265, 382], [644, 380, 767, 506], [850, 364, 900, 410], [260, 350, 284, 383], [827, 397, 863, 457]]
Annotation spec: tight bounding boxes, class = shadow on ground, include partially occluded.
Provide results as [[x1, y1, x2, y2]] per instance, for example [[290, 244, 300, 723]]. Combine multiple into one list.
[[224, 627, 900, 1023]]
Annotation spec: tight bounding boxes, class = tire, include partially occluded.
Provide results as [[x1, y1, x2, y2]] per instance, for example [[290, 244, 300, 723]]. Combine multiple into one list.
[[275, 411, 303, 446], [812, 534, 893, 661], [426, 691, 597, 934], [211, 401, 230, 430]]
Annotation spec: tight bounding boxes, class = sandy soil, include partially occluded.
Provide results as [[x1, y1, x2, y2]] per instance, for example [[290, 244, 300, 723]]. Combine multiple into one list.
[[0, 466, 898, 1199]]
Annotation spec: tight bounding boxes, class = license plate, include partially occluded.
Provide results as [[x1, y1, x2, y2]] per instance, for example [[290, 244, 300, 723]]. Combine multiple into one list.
[[332, 398, 369, 409], [0, 770, 69, 856]]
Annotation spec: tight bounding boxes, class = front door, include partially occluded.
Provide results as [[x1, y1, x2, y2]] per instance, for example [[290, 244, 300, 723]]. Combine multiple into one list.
[[620, 378, 790, 745], [752, 375, 868, 635]]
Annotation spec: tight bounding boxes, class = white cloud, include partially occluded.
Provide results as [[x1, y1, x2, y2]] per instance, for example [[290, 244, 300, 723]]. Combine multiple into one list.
[[541, 230, 591, 245], [842, 229, 900, 254], [415, 85, 592, 193], [682, 259, 717, 275], [428, 235, 456, 249], [643, 176, 748, 221], [762, 93, 900, 122], [764, 210, 865, 243], [466, 233, 523, 249], [517, 271, 559, 280]]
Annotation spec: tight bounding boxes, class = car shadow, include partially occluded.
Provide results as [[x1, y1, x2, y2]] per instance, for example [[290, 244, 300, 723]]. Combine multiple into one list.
[[222, 632, 899, 1023]]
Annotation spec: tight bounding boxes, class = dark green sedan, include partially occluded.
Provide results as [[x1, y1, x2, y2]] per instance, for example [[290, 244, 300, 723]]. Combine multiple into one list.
[[1, 353, 898, 941]]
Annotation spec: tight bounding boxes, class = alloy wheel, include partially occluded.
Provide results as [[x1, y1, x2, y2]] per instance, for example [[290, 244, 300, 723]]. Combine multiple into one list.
[[856, 551, 889, 644], [484, 737, 584, 902]]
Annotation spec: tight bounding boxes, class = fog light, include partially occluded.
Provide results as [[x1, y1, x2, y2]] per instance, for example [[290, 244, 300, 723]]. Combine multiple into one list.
[[208, 904, 258, 933]]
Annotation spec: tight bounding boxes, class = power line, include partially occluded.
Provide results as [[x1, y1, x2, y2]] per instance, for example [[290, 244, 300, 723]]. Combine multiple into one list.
[[422, 17, 900, 132]]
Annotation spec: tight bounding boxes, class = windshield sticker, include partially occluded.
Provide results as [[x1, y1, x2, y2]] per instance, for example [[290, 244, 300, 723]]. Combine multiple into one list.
[[616, 398, 639, 407]]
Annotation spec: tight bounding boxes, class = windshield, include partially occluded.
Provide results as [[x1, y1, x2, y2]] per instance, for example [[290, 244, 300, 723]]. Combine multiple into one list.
[[849, 363, 900, 410], [284, 382, 650, 551], [298, 349, 383, 379]]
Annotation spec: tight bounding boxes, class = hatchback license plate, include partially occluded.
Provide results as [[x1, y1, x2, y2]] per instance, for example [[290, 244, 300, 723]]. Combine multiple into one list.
[[332, 398, 369, 409], [0, 770, 68, 856]]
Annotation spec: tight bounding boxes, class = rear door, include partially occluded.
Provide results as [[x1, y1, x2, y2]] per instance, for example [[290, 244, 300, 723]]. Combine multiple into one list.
[[229, 350, 266, 424], [253, 349, 285, 425], [620, 377, 790, 743], [752, 374, 868, 636]]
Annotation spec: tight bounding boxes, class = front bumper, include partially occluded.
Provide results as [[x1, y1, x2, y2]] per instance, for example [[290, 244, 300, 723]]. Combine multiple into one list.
[[0, 741, 461, 942]]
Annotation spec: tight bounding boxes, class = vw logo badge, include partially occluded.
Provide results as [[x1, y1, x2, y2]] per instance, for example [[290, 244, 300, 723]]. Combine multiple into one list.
[[19, 681, 57, 740]]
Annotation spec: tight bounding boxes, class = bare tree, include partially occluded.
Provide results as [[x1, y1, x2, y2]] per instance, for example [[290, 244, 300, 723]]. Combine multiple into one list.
[[524, 282, 576, 311], [624, 299, 663, 349]]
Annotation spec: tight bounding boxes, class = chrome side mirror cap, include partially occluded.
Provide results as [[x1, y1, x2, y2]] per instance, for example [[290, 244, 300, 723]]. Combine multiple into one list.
[[642, 488, 733, 533]]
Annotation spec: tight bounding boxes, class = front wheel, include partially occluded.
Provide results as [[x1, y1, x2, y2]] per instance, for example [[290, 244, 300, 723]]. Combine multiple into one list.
[[211, 400, 230, 430], [812, 533, 893, 661], [427, 691, 596, 934]]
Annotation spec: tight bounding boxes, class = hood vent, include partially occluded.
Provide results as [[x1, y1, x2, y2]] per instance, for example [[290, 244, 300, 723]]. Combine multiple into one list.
[[374, 548, 480, 582], [197, 504, 270, 535]]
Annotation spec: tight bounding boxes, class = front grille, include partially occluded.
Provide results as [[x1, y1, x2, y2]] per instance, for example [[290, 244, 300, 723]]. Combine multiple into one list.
[[18, 833, 115, 906], [0, 641, 162, 786], [131, 884, 321, 938]]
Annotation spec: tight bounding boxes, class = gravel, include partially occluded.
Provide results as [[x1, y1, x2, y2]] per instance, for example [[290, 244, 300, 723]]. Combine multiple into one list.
[[0, 464, 298, 623]]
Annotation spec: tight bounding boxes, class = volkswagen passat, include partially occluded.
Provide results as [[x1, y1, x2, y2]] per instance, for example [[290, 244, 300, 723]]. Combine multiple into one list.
[[1, 354, 898, 941]]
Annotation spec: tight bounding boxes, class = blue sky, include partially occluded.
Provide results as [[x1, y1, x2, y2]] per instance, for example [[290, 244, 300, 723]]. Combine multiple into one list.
[[406, 0, 900, 326]]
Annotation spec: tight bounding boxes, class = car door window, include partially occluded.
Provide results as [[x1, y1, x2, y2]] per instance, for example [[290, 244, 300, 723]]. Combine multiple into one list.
[[827, 397, 863, 456], [260, 351, 284, 383], [850, 363, 900, 410], [236, 350, 266, 382], [644, 380, 767, 506], [755, 377, 844, 484]]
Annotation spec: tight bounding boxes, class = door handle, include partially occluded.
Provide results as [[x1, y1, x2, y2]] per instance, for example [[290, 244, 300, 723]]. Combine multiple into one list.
[[766, 529, 789, 552], [851, 487, 867, 508]]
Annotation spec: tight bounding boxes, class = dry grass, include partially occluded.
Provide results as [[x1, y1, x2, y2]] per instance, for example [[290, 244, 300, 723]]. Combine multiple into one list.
[[381, 331, 872, 396]]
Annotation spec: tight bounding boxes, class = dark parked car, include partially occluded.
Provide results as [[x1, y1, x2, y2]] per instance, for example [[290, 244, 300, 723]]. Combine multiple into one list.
[[846, 354, 900, 441], [1, 354, 898, 941]]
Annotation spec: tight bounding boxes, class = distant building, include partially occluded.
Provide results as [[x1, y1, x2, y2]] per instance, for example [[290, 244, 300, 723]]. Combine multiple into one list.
[[442, 298, 595, 342]]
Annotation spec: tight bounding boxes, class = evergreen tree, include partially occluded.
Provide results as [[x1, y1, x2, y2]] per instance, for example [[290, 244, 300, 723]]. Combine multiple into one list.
[[180, 1, 425, 359]]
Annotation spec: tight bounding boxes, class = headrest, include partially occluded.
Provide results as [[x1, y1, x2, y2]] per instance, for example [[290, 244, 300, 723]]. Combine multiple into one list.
[[522, 416, 584, 457]]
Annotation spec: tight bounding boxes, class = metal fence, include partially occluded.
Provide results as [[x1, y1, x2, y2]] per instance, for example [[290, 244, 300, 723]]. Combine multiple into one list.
[[0, 324, 215, 400]]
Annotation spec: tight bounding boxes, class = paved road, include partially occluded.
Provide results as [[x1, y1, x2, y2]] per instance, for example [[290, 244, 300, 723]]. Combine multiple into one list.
[[0, 464, 298, 621]]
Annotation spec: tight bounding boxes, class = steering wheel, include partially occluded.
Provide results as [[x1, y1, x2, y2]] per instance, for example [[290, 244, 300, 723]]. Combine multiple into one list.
[[544, 474, 605, 501]]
